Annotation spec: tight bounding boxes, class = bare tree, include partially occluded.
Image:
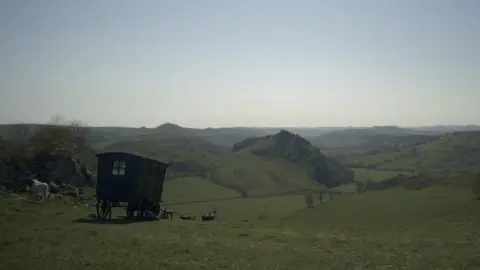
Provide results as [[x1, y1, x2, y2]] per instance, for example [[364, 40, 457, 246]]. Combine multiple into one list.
[[28, 115, 90, 157]]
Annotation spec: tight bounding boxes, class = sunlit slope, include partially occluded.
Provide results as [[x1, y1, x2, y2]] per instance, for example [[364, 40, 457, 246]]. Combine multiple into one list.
[[341, 131, 480, 175], [96, 136, 322, 197]]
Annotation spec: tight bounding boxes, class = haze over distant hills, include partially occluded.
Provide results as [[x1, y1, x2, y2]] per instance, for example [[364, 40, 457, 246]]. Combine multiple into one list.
[[2, 122, 480, 140], [2, 119, 480, 197], [2, 122, 480, 150]]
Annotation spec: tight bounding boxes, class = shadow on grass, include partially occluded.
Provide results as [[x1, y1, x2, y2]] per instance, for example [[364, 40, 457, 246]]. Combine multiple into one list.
[[73, 217, 158, 225]]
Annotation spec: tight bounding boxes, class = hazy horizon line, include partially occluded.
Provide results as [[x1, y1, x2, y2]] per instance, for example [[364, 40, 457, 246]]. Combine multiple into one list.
[[1, 121, 480, 130]]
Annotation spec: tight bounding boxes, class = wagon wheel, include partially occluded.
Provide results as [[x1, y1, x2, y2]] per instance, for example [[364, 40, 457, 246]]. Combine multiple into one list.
[[126, 203, 135, 219], [96, 200, 101, 218], [152, 203, 161, 216], [137, 204, 146, 218], [97, 200, 110, 220], [96, 199, 106, 219], [106, 200, 112, 219], [98, 200, 107, 220]]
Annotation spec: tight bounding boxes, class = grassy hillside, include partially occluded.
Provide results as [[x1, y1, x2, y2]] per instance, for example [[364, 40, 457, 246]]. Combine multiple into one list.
[[3, 123, 480, 269], [163, 177, 241, 204], [209, 152, 317, 196], [4, 123, 457, 150], [95, 134, 324, 197], [233, 130, 354, 188], [352, 168, 411, 182], [96, 136, 225, 176], [86, 124, 355, 148], [341, 131, 480, 177], [0, 123, 268, 148], [1, 186, 479, 269], [3, 122, 480, 193], [307, 126, 440, 157]]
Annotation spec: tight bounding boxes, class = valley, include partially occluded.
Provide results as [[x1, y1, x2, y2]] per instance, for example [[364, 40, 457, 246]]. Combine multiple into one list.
[[1, 122, 480, 269]]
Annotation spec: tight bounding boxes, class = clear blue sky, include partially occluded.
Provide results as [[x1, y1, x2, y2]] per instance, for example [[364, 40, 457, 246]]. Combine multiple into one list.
[[1, 0, 479, 128]]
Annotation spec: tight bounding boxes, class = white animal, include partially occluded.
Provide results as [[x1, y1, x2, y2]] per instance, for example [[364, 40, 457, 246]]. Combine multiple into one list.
[[31, 179, 49, 201]]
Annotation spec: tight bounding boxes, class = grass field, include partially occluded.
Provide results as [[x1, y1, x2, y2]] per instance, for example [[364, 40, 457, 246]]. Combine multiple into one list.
[[2, 125, 480, 269], [161, 177, 315, 220], [1, 187, 479, 269], [352, 168, 409, 183], [95, 137, 324, 196], [341, 132, 480, 177], [163, 177, 241, 204]]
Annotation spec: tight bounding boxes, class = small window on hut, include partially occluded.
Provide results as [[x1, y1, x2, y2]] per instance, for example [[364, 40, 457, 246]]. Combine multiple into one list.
[[112, 161, 126, 176]]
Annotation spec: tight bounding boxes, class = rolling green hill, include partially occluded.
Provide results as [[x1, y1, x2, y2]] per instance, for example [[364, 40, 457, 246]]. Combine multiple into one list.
[[0, 123, 269, 148], [233, 130, 354, 188], [84, 124, 340, 148], [6, 123, 448, 150], [2, 181, 479, 269], [3, 122, 480, 193], [307, 126, 440, 157], [3, 122, 480, 269], [340, 131, 480, 177], [95, 131, 330, 197]]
